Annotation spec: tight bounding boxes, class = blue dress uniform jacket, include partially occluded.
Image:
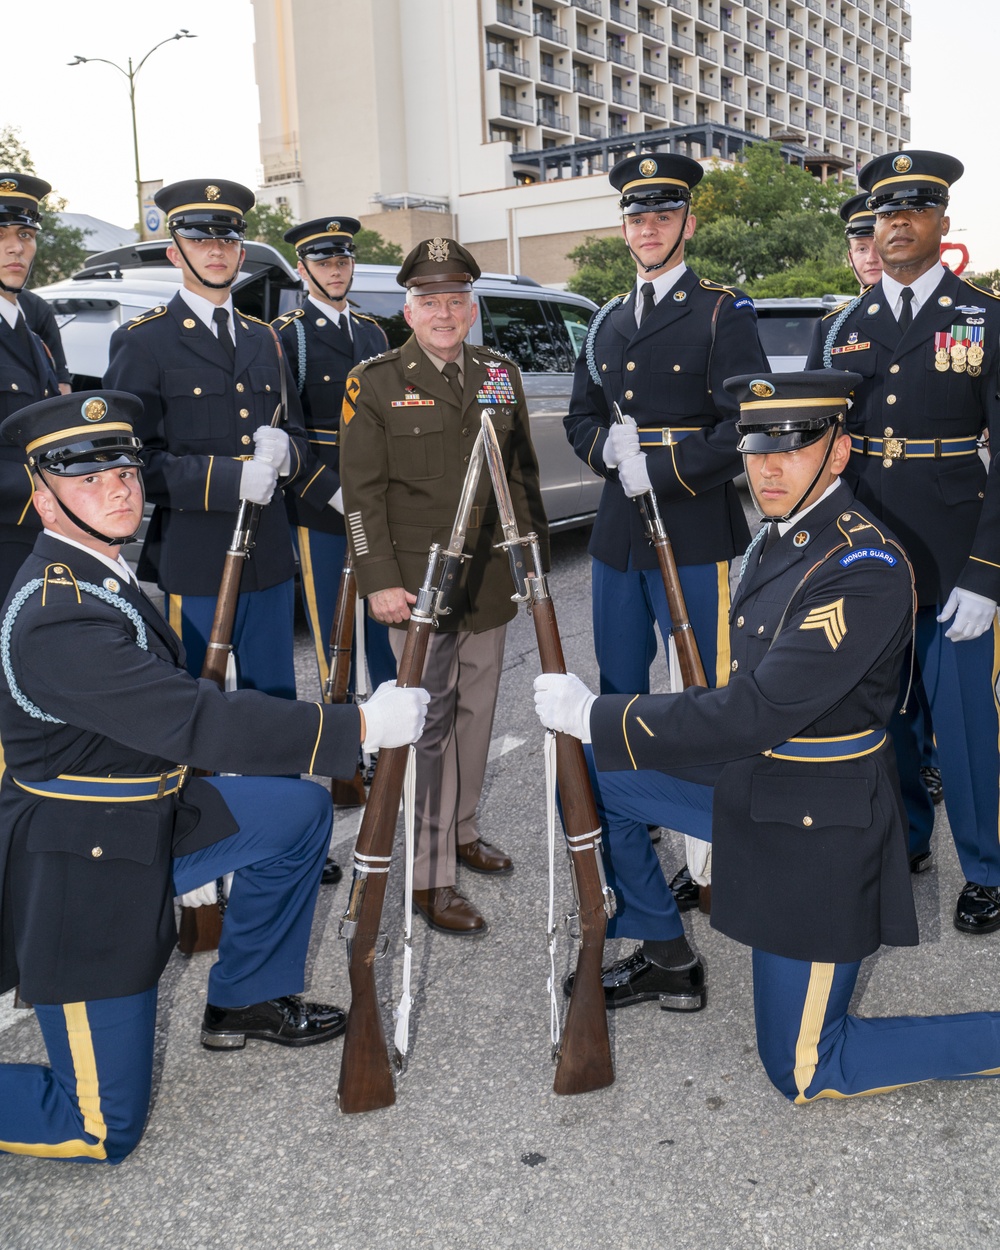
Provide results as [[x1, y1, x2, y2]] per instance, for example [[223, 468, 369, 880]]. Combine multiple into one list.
[[565, 269, 766, 570], [0, 535, 360, 1003], [591, 486, 918, 963], [103, 293, 321, 596], [0, 313, 57, 580], [805, 269, 1000, 606], [274, 303, 389, 535]]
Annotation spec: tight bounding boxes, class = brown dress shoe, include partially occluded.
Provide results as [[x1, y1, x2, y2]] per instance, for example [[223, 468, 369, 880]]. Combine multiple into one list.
[[412, 886, 488, 936], [456, 838, 514, 875]]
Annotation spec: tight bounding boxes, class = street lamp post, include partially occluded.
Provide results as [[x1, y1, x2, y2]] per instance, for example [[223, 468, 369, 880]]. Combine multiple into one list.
[[69, 31, 196, 236]]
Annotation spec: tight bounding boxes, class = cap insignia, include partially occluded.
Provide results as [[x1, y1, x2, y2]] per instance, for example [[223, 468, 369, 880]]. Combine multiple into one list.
[[327, 221, 340, 233], [427, 237, 450, 263], [749, 380, 775, 398], [205, 185, 221, 202], [892, 155, 912, 174], [0, 179, 17, 193], [82, 397, 108, 422], [639, 159, 658, 178]]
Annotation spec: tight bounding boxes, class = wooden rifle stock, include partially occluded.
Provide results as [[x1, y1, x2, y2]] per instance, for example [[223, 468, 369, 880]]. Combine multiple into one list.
[[325, 550, 366, 808]]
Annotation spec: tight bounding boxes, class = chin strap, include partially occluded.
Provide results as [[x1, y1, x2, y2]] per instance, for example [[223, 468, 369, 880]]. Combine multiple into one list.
[[0, 256, 33, 297], [746, 425, 841, 525], [171, 233, 240, 291], [624, 203, 690, 275], [301, 256, 354, 304], [42, 471, 144, 547]]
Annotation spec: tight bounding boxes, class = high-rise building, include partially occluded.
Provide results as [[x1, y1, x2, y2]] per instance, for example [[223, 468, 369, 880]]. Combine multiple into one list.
[[251, 0, 911, 285]]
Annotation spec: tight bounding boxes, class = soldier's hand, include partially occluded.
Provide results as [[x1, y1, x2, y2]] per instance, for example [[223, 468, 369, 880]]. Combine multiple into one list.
[[617, 450, 653, 498], [329, 487, 344, 514], [253, 425, 291, 475], [603, 413, 640, 469], [239, 459, 279, 504], [360, 681, 431, 751], [369, 586, 416, 624], [533, 672, 597, 744], [938, 587, 998, 641]]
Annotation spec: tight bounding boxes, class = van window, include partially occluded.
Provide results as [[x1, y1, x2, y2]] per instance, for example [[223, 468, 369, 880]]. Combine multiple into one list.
[[544, 301, 591, 365], [479, 296, 566, 373], [347, 292, 409, 348]]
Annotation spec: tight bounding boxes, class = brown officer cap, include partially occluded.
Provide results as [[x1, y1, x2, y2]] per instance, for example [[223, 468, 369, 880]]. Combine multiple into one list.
[[397, 237, 481, 295]]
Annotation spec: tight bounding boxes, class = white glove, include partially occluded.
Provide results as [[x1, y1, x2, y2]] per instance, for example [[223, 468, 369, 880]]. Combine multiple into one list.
[[533, 672, 597, 744], [617, 451, 652, 498], [361, 680, 430, 752], [329, 487, 344, 514], [239, 458, 279, 504], [937, 587, 998, 641], [253, 425, 291, 475], [603, 414, 640, 469], [684, 836, 712, 887], [176, 874, 232, 908]]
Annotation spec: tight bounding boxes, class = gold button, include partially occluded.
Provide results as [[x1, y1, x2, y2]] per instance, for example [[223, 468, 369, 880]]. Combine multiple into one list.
[[731, 659, 739, 671], [323, 375, 331, 382], [886, 394, 896, 405], [241, 321, 249, 330], [625, 390, 634, 400], [601, 363, 607, 372], [889, 364, 900, 374], [265, 384, 272, 392], [316, 317, 327, 327], [757, 625, 764, 635], [883, 458, 893, 469], [673, 364, 681, 372], [736, 615, 745, 628], [240, 408, 250, 418], [91, 846, 103, 858], [10, 383, 17, 391], [802, 816, 813, 828], [193, 387, 202, 396], [884, 427, 893, 437], [53, 565, 65, 574], [236, 382, 245, 393], [462, 427, 469, 436], [626, 361, 636, 371], [183, 318, 197, 329], [241, 435, 251, 445]]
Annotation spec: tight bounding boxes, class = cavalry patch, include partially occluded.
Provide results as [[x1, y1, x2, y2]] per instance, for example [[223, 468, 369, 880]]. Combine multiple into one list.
[[342, 376, 361, 425], [839, 547, 898, 568], [799, 598, 847, 650]]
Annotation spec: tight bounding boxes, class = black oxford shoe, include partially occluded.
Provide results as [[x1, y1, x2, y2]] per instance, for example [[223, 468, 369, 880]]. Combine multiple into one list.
[[669, 865, 701, 912], [563, 946, 706, 1012], [920, 766, 944, 806], [321, 857, 343, 885], [910, 851, 933, 874], [201, 995, 347, 1050], [954, 882, 1000, 935]]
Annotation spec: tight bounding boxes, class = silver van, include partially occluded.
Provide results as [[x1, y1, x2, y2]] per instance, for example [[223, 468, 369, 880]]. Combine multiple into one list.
[[34, 242, 601, 530]]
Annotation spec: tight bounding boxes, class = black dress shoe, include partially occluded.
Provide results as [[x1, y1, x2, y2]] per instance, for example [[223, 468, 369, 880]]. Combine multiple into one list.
[[954, 882, 1000, 935], [669, 865, 700, 912], [201, 995, 347, 1050], [909, 851, 933, 874], [920, 766, 944, 806], [563, 946, 706, 1012], [321, 857, 343, 885]]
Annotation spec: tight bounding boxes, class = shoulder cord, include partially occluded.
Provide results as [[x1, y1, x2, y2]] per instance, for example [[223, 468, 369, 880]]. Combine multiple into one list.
[[822, 295, 865, 369], [294, 316, 307, 395], [1, 580, 149, 723], [585, 295, 626, 386], [705, 293, 727, 396]]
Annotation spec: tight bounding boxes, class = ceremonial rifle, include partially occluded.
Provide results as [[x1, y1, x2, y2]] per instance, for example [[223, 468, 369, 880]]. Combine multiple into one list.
[[612, 401, 707, 690], [324, 549, 367, 808], [481, 413, 615, 1096], [178, 327, 289, 956], [337, 430, 487, 1114]]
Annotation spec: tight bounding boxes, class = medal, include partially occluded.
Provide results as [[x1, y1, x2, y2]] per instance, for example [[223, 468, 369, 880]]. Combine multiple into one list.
[[935, 348, 950, 372], [950, 342, 967, 373], [968, 342, 984, 368]]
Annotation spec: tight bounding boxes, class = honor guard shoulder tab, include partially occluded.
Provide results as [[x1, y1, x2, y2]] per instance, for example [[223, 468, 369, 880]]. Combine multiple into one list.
[[272, 308, 306, 330], [126, 305, 167, 330], [960, 278, 1000, 302]]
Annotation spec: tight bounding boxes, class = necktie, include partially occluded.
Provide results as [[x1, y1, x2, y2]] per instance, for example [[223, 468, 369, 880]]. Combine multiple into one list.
[[639, 282, 656, 326], [897, 287, 914, 334], [332, 313, 353, 353], [13, 313, 40, 377], [213, 307, 235, 364], [761, 521, 781, 560], [442, 361, 464, 404]]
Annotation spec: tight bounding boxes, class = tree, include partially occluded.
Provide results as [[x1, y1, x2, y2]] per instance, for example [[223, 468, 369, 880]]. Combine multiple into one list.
[[565, 233, 634, 305], [244, 201, 297, 266], [354, 228, 402, 266], [0, 126, 90, 284]]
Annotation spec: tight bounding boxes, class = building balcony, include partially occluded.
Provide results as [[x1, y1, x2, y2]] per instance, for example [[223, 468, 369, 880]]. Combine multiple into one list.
[[872, 143, 885, 155], [858, 110, 870, 123], [643, 55, 668, 78], [494, 3, 531, 32], [747, 30, 765, 47], [577, 33, 606, 57], [579, 119, 607, 137], [641, 97, 667, 116], [699, 79, 720, 97], [806, 117, 821, 133], [745, 0, 764, 13], [540, 64, 572, 88], [571, 0, 602, 14], [697, 3, 720, 26], [826, 125, 840, 139], [768, 4, 785, 21], [748, 96, 765, 113], [639, 16, 666, 38], [673, 32, 695, 51], [537, 105, 571, 129], [722, 16, 742, 35], [857, 53, 870, 68], [607, 42, 637, 67], [788, 50, 805, 66], [825, 64, 839, 82], [788, 17, 803, 35], [769, 71, 785, 87], [768, 41, 786, 57], [746, 63, 764, 80], [574, 74, 606, 97], [499, 98, 535, 122], [768, 104, 785, 120], [724, 53, 743, 70], [805, 0, 821, 10], [669, 68, 693, 87], [613, 86, 639, 108], [886, 120, 898, 135], [533, 15, 569, 44], [842, 103, 855, 117], [609, 3, 638, 27], [858, 0, 872, 12], [823, 36, 839, 52], [667, 0, 693, 13], [696, 42, 719, 62], [486, 51, 531, 77], [808, 88, 823, 103], [721, 86, 743, 104], [887, 68, 897, 84], [788, 80, 803, 96], [873, 34, 885, 49], [673, 105, 695, 123]]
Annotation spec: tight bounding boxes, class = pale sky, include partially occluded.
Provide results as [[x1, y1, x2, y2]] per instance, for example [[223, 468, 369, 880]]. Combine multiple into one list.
[[2, 0, 995, 272]]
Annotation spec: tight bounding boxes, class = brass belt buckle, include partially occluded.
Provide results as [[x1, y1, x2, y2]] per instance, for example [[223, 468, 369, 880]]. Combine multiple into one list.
[[882, 437, 904, 468], [661, 428, 675, 446], [156, 771, 169, 799]]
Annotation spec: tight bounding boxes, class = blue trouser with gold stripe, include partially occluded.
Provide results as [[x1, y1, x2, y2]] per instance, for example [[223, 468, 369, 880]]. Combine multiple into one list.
[[291, 527, 396, 694], [891, 607, 1000, 881], [0, 775, 330, 1163], [592, 558, 730, 695], [167, 580, 296, 699]]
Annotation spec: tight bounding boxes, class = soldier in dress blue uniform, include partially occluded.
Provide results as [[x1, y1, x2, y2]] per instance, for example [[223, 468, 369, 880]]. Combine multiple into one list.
[[565, 152, 768, 907], [806, 151, 1000, 932], [0, 390, 429, 1162], [273, 216, 395, 698], [536, 371, 1000, 1102], [0, 173, 58, 600], [103, 180, 321, 702]]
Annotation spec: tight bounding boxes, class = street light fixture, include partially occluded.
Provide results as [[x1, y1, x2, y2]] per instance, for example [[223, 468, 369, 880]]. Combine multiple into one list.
[[69, 31, 197, 236]]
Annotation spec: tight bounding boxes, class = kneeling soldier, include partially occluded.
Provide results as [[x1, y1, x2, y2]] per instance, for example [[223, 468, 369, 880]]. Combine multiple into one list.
[[0, 391, 427, 1162]]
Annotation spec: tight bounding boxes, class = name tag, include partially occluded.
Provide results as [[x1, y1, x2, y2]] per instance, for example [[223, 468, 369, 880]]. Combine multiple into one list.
[[831, 342, 871, 355]]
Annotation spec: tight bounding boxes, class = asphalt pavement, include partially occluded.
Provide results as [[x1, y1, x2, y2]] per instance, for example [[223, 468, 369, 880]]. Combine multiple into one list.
[[2, 528, 1000, 1250]]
